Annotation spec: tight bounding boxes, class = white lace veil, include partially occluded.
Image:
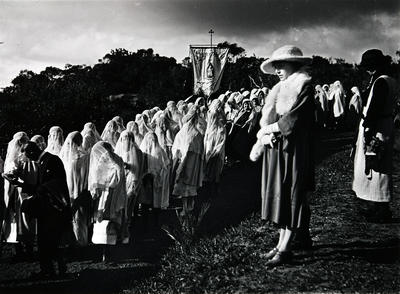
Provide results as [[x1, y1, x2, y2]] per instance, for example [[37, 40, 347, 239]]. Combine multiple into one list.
[[114, 130, 144, 197], [31, 134, 47, 151], [4, 131, 29, 173], [101, 120, 120, 148], [88, 141, 127, 222], [59, 131, 89, 199], [82, 122, 101, 142], [172, 105, 203, 159], [112, 116, 126, 133], [45, 126, 64, 156], [126, 121, 143, 147], [140, 132, 169, 176], [205, 100, 226, 162], [82, 130, 98, 152], [114, 130, 143, 180]]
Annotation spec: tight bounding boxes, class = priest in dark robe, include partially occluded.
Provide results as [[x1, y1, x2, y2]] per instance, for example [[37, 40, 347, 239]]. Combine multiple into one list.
[[8, 141, 72, 278]]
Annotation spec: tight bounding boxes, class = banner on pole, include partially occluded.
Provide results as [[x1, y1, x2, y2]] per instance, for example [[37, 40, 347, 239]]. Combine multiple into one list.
[[189, 47, 229, 97]]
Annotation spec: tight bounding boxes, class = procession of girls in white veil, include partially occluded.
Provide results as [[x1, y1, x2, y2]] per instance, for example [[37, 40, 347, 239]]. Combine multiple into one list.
[[1, 88, 269, 256]]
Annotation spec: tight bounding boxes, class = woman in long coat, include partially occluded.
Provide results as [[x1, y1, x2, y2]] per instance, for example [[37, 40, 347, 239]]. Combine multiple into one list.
[[352, 49, 397, 222], [250, 45, 315, 267]]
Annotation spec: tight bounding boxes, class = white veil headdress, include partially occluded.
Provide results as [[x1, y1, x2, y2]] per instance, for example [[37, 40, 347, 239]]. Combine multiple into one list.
[[82, 122, 101, 142], [112, 116, 126, 134], [88, 141, 127, 223], [31, 135, 47, 151], [101, 120, 120, 148], [59, 131, 89, 200], [140, 131, 169, 177], [45, 126, 64, 156], [114, 130, 144, 190], [4, 131, 29, 173], [126, 121, 143, 147], [205, 100, 226, 162], [172, 105, 203, 160]]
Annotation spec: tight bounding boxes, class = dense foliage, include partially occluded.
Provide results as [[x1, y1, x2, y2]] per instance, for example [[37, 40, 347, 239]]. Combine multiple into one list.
[[0, 44, 398, 153]]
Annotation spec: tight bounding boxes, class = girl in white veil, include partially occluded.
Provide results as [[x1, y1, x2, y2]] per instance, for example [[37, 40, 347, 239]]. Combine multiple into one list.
[[349, 86, 362, 115], [166, 101, 183, 128], [139, 132, 170, 229], [4, 132, 29, 174], [199, 100, 227, 225], [204, 99, 226, 185], [112, 116, 126, 134], [82, 130, 98, 153], [314, 85, 328, 128], [3, 132, 36, 257], [126, 121, 143, 147], [330, 81, 346, 128], [197, 105, 208, 135], [101, 120, 120, 148], [138, 111, 153, 137], [178, 101, 189, 117], [82, 122, 101, 142], [88, 141, 127, 260], [114, 130, 144, 242], [171, 106, 204, 233], [31, 135, 47, 151], [45, 126, 64, 156], [134, 114, 142, 124], [154, 113, 177, 160], [59, 131, 90, 246]]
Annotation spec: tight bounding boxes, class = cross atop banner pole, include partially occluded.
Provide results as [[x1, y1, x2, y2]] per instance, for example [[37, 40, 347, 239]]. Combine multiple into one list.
[[189, 29, 229, 99], [208, 29, 214, 48]]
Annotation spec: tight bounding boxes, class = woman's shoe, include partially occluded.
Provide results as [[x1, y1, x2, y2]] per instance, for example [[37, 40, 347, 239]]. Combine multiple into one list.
[[261, 247, 279, 259], [266, 251, 293, 267]]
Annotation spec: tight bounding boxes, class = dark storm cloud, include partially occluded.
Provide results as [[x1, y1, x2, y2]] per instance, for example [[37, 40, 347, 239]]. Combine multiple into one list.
[[0, 0, 398, 88], [148, 0, 400, 36]]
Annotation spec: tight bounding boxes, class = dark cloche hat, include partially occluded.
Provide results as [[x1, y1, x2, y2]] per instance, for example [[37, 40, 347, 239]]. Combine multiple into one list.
[[360, 49, 389, 70]]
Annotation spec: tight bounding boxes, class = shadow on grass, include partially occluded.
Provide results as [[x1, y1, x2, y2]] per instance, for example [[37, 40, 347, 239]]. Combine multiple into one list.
[[196, 132, 355, 238], [293, 238, 400, 265], [0, 265, 156, 294]]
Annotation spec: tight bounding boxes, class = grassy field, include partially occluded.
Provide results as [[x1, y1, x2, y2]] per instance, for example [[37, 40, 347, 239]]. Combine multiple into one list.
[[0, 137, 399, 294], [131, 147, 400, 293]]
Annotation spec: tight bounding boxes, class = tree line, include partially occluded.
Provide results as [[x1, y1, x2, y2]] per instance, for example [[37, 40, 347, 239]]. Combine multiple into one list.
[[0, 43, 399, 154]]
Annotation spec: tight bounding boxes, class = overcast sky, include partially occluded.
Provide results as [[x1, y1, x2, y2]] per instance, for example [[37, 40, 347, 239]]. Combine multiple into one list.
[[0, 0, 399, 88]]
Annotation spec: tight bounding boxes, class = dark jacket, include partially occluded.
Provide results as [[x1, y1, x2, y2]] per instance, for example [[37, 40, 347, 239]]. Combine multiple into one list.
[[22, 152, 72, 225]]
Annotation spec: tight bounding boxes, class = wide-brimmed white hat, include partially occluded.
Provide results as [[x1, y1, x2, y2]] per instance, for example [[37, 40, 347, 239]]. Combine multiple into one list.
[[260, 45, 312, 74]]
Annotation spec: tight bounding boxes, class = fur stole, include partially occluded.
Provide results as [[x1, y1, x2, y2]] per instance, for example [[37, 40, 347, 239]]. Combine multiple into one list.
[[260, 69, 311, 128], [249, 69, 311, 162]]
